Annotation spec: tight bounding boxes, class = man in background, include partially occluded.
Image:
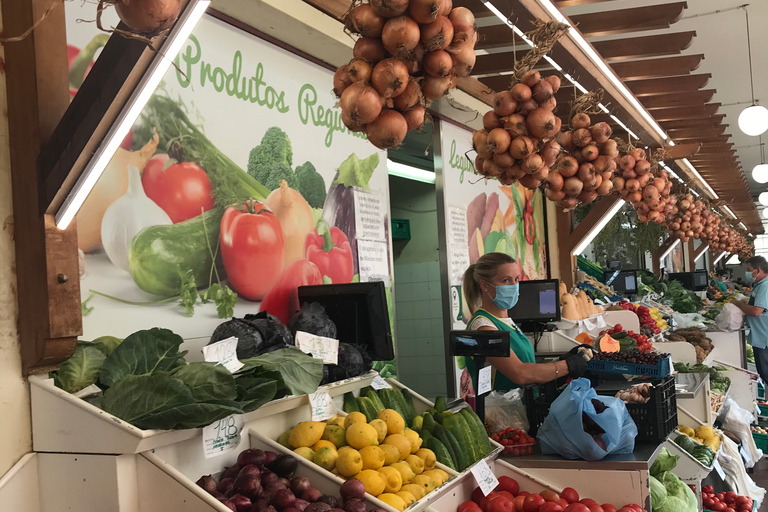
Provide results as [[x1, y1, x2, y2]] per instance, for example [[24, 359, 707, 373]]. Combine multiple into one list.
[[733, 256, 768, 383]]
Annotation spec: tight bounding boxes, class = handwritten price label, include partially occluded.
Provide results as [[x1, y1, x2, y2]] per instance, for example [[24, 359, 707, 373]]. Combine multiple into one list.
[[371, 375, 391, 390], [202, 337, 244, 373], [470, 459, 499, 496], [309, 390, 336, 421], [477, 365, 492, 395], [296, 331, 339, 365], [202, 415, 243, 459]]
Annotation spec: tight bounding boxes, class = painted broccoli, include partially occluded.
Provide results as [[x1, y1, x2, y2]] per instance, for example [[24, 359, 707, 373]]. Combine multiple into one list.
[[247, 127, 297, 191], [295, 161, 327, 208]]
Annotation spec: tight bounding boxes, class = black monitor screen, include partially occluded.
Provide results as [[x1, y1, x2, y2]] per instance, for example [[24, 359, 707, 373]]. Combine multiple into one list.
[[603, 270, 638, 294], [507, 279, 561, 323], [668, 272, 695, 291], [298, 282, 394, 361], [450, 330, 511, 358], [694, 270, 708, 290]]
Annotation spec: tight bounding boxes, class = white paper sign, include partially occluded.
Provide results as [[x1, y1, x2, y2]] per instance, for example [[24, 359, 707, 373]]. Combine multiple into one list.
[[357, 239, 390, 284], [354, 188, 385, 241], [371, 375, 392, 390], [470, 459, 499, 496], [203, 415, 243, 459], [448, 206, 470, 286], [309, 389, 336, 421], [202, 337, 244, 373], [478, 365, 492, 395], [295, 331, 339, 365], [713, 459, 726, 480]]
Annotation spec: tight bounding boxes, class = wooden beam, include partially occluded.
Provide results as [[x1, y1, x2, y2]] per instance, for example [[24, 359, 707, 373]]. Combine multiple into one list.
[[556, 208, 575, 288], [592, 31, 696, 61], [672, 134, 731, 143], [476, 24, 527, 50], [456, 77, 495, 107], [661, 115, 725, 130], [667, 126, 727, 139], [555, 0, 620, 6], [568, 3, 686, 38], [652, 237, 679, 275], [567, 194, 624, 255], [687, 239, 696, 272], [643, 90, 716, 110], [627, 74, 711, 96], [302, 0, 347, 19], [651, 104, 721, 121], [663, 143, 701, 160], [610, 54, 703, 80]]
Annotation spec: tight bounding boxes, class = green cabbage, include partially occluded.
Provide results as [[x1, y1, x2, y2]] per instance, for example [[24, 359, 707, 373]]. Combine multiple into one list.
[[650, 448, 680, 477], [651, 471, 696, 512], [650, 476, 667, 506], [655, 496, 687, 512]]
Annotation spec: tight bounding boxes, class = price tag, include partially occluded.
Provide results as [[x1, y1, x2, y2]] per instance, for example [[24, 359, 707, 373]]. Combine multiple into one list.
[[470, 459, 499, 496], [296, 331, 339, 365], [371, 375, 392, 390], [713, 459, 726, 480], [202, 337, 243, 373], [477, 365, 492, 396], [309, 389, 336, 421], [202, 415, 243, 459]]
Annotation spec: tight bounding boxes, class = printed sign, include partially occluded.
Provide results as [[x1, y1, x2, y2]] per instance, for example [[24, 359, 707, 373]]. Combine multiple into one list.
[[478, 365, 492, 395], [371, 375, 392, 390], [203, 415, 244, 458], [358, 239, 390, 285], [203, 336, 244, 373], [470, 459, 499, 496], [308, 389, 336, 421], [296, 331, 339, 365], [354, 188, 385, 241]]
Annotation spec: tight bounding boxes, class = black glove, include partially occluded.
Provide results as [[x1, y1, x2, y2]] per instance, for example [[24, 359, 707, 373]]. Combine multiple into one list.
[[559, 344, 595, 362], [559, 344, 594, 378]]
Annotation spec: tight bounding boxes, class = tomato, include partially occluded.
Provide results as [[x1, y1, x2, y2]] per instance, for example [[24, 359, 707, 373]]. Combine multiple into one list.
[[498, 492, 516, 502], [625, 505, 644, 512], [563, 505, 590, 512], [725, 508, 736, 512], [472, 487, 485, 505], [710, 503, 726, 512], [703, 486, 714, 494], [725, 492, 737, 504], [539, 503, 564, 512], [601, 505, 616, 512], [540, 491, 560, 503], [558, 500, 570, 510], [219, 201, 285, 301], [459, 501, 483, 512], [615, 508, 636, 512], [586, 505, 604, 512], [579, 500, 598, 507], [704, 498, 715, 509], [561, 488, 580, 504], [142, 155, 215, 223], [518, 492, 531, 498], [513, 496, 527, 512], [480, 491, 499, 511], [717, 493, 727, 502], [497, 476, 520, 496], [488, 496, 516, 512], [523, 494, 546, 512], [736, 496, 750, 507]]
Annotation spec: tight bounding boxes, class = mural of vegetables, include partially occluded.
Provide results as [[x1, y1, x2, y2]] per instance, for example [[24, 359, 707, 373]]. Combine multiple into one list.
[[305, 222, 355, 285], [141, 154, 215, 223]]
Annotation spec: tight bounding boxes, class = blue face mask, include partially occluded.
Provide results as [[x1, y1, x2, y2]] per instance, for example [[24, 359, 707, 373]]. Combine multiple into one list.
[[487, 283, 520, 310], [746, 270, 757, 284]]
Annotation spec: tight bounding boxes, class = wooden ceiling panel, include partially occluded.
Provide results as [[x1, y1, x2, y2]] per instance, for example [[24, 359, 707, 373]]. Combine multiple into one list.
[[592, 31, 696, 61], [610, 54, 703, 80], [673, 135, 731, 143], [476, 25, 527, 50], [660, 115, 724, 130], [651, 104, 721, 121], [554, 0, 620, 6], [626, 74, 711, 96], [667, 126, 727, 138], [643, 90, 715, 109], [567, 3, 686, 37]]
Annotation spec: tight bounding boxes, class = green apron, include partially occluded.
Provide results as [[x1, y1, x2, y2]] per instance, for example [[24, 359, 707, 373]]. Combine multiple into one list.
[[465, 309, 536, 392]]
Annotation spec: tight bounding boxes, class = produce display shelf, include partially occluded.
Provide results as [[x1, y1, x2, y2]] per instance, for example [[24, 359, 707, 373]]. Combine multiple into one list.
[[586, 354, 672, 378], [29, 370, 376, 455], [663, 435, 717, 481], [752, 431, 768, 452]]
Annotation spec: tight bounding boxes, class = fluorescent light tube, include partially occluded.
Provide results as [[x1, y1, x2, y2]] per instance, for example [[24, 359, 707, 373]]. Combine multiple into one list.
[[660, 238, 681, 262], [694, 245, 709, 262], [55, 0, 211, 230], [387, 159, 436, 184], [740, 222, 748, 230], [726, 254, 741, 265], [659, 163, 683, 183], [714, 252, 728, 265], [609, 115, 639, 140], [571, 199, 625, 255], [690, 189, 700, 197], [722, 205, 737, 220], [678, 158, 718, 199]]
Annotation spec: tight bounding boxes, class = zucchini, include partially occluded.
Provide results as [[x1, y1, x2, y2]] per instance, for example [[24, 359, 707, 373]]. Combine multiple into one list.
[[426, 437, 456, 471], [343, 392, 359, 414], [461, 407, 492, 456], [434, 424, 468, 471], [366, 390, 385, 412], [421, 430, 434, 443], [435, 396, 447, 414], [356, 396, 378, 422], [433, 411, 444, 425]]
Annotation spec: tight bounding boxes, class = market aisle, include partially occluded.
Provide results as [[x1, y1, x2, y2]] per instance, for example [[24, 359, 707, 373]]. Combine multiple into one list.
[[753, 458, 768, 511]]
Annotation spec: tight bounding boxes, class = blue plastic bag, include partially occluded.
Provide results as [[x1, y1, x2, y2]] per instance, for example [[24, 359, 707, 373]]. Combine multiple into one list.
[[537, 378, 637, 460]]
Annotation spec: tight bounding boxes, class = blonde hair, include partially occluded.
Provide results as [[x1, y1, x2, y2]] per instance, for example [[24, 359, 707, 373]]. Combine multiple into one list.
[[462, 252, 515, 315]]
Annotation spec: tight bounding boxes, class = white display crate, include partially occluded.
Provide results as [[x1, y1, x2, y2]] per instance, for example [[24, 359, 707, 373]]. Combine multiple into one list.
[[663, 436, 716, 481]]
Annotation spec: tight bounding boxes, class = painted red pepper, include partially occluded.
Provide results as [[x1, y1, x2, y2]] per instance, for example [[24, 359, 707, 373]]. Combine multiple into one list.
[[523, 195, 535, 245], [260, 259, 323, 324], [305, 221, 354, 284]]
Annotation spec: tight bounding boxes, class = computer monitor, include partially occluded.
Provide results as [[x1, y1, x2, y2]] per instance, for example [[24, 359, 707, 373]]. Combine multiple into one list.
[[693, 270, 709, 291], [603, 269, 638, 295], [298, 281, 394, 361], [507, 279, 561, 323], [667, 272, 694, 291]]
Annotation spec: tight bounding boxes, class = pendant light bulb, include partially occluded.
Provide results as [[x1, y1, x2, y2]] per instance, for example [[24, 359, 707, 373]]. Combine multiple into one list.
[[763, 208, 768, 220], [760, 192, 768, 206], [753, 163, 768, 184], [739, 105, 768, 136]]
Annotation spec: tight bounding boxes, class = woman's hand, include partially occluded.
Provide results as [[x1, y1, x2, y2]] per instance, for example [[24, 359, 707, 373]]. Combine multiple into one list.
[[559, 344, 594, 378]]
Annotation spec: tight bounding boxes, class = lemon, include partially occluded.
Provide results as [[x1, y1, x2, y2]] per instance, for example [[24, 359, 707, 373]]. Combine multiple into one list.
[[312, 440, 336, 452], [326, 416, 346, 428], [346, 422, 379, 449], [336, 447, 363, 477], [344, 411, 368, 429], [378, 493, 407, 511], [378, 409, 405, 434], [415, 448, 436, 469], [390, 461, 415, 484], [360, 445, 386, 470], [293, 447, 315, 461], [322, 425, 348, 448], [403, 429, 422, 452], [423, 469, 445, 487], [412, 474, 436, 493], [278, 428, 292, 448], [380, 443, 401, 465], [289, 421, 326, 448], [315, 446, 338, 471], [405, 454, 425, 475], [355, 469, 386, 496], [369, 419, 388, 443], [401, 483, 426, 500], [396, 490, 417, 506], [384, 434, 411, 460], [377, 466, 403, 493]]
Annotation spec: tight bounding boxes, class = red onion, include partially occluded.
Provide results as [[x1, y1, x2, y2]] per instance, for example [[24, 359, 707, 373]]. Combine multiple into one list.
[[353, 37, 387, 64], [366, 110, 408, 149], [382, 16, 421, 56], [372, 58, 410, 98], [424, 50, 453, 77], [421, 16, 454, 51]]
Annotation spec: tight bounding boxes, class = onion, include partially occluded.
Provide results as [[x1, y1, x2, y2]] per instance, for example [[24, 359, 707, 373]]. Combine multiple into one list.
[[473, 130, 492, 158], [399, 43, 426, 76], [510, 163, 526, 179], [483, 111, 502, 131], [372, 58, 410, 98], [493, 151, 515, 168], [115, 0, 180, 34], [622, 168, 636, 180], [403, 105, 426, 131], [474, 156, 486, 174], [630, 148, 646, 161], [601, 145, 619, 163], [382, 16, 421, 56], [450, 44, 476, 77], [628, 191, 642, 203], [601, 171, 613, 183], [519, 175, 541, 189], [409, 0, 442, 24], [634, 160, 651, 176], [503, 114, 528, 138], [546, 188, 566, 202], [370, 0, 409, 17], [517, 99, 537, 116], [523, 154, 544, 174], [366, 109, 408, 149], [532, 80, 553, 103], [509, 136, 534, 160], [510, 83, 532, 103], [540, 97, 557, 112], [393, 80, 423, 111], [488, 128, 511, 154], [421, 16, 454, 51], [642, 185, 659, 202], [340, 81, 383, 127], [563, 177, 584, 197], [625, 178, 640, 193], [521, 70, 541, 88], [483, 159, 503, 177], [636, 202, 650, 215], [449, 6, 475, 33], [611, 176, 625, 191], [546, 171, 564, 191], [351, 4, 385, 37], [422, 75, 452, 99], [593, 155, 610, 174], [527, 108, 557, 139], [555, 130, 575, 151], [618, 155, 635, 172], [440, 0, 453, 16], [342, 109, 365, 133], [347, 58, 373, 83], [572, 113, 591, 129], [556, 156, 579, 178], [578, 189, 599, 204], [333, 65, 352, 97], [541, 140, 561, 167], [498, 171, 516, 186], [572, 128, 592, 147], [581, 145, 599, 162], [532, 165, 549, 181], [354, 37, 387, 64], [424, 50, 453, 77], [589, 122, 612, 144], [636, 173, 650, 188], [544, 75, 561, 93], [493, 91, 517, 117], [577, 162, 595, 183]]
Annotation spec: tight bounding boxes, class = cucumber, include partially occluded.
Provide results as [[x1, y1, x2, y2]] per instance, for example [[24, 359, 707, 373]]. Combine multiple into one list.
[[435, 396, 447, 414], [453, 412, 482, 463], [380, 389, 407, 419], [391, 388, 415, 425], [426, 437, 456, 471], [421, 430, 434, 443], [434, 424, 468, 471], [360, 386, 373, 396], [356, 396, 377, 422], [427, 438, 457, 471], [401, 389, 418, 421], [460, 407, 492, 456], [366, 390, 385, 412], [433, 411, 444, 425], [129, 208, 226, 296], [422, 413, 437, 434], [343, 392, 359, 414]]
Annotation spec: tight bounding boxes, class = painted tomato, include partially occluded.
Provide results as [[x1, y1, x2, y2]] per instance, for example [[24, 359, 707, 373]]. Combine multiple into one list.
[[259, 259, 323, 323], [220, 201, 285, 301], [142, 155, 215, 223]]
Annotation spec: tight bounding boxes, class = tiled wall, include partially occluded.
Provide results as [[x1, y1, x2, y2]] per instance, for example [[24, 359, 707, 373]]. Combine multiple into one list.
[[394, 261, 448, 398]]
